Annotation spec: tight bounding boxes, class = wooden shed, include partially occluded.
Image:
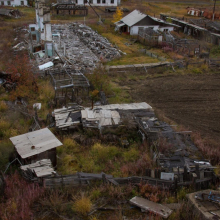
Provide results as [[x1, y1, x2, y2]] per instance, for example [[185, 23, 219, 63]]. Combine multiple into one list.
[[10, 128, 63, 167]]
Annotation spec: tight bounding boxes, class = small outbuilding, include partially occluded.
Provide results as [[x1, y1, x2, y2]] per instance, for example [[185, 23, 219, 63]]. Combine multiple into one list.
[[10, 128, 63, 167], [115, 10, 180, 35]]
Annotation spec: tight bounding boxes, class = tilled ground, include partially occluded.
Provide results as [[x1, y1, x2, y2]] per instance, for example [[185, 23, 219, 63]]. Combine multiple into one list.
[[117, 74, 220, 145]]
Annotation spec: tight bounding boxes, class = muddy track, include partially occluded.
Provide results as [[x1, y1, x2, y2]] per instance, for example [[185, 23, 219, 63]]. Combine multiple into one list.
[[122, 74, 220, 145]]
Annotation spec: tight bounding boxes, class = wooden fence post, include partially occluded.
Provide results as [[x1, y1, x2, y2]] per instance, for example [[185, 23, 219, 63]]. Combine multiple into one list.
[[183, 166, 187, 182]]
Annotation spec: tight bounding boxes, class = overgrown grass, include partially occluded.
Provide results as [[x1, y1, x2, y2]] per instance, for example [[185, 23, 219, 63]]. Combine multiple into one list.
[[72, 195, 92, 216]]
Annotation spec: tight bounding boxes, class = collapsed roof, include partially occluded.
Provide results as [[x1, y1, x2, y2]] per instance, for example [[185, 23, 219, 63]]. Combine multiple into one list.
[[190, 18, 220, 32]]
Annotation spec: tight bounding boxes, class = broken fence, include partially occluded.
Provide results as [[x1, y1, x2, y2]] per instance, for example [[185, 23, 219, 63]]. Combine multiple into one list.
[[42, 169, 215, 191]]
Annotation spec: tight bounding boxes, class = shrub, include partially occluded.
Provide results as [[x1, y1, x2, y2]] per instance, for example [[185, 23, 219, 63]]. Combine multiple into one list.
[[177, 187, 189, 201], [6, 55, 38, 100], [90, 189, 101, 201], [139, 183, 170, 203], [73, 196, 92, 216], [0, 171, 44, 220], [0, 101, 8, 112], [36, 189, 68, 217], [91, 143, 121, 164], [191, 67, 203, 74], [63, 138, 79, 153], [123, 147, 139, 162]]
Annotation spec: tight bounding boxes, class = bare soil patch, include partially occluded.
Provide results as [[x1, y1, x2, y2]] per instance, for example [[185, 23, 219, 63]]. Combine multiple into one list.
[[116, 74, 220, 145]]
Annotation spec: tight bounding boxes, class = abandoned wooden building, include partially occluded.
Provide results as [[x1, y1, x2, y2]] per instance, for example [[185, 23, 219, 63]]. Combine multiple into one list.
[[51, 3, 88, 16], [115, 10, 180, 35], [10, 128, 63, 167], [160, 14, 220, 45], [56, 0, 121, 7], [81, 102, 154, 129]]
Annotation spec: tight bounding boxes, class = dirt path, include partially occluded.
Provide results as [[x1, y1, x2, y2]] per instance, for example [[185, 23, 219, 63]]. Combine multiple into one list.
[[118, 74, 220, 145]]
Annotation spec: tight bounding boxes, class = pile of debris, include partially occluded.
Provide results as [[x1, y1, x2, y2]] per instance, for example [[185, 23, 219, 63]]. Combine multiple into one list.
[[52, 24, 100, 72], [0, 8, 21, 18], [138, 116, 214, 174], [72, 23, 121, 62]]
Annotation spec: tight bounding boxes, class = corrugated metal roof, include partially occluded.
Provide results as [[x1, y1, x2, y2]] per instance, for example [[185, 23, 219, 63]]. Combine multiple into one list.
[[10, 128, 63, 159], [116, 10, 147, 27]]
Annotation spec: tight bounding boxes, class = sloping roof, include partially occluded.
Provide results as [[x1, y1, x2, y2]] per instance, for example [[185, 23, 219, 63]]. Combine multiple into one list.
[[115, 10, 180, 28], [190, 18, 220, 32], [116, 10, 147, 27], [167, 16, 207, 31], [149, 16, 181, 28], [10, 128, 63, 159]]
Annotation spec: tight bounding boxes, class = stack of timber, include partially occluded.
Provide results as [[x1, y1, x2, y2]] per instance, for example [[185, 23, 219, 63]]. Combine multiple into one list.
[[54, 105, 83, 129], [20, 159, 56, 181]]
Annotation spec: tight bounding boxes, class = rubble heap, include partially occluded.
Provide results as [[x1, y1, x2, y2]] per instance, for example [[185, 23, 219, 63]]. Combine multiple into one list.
[[52, 24, 99, 72], [72, 23, 121, 62]]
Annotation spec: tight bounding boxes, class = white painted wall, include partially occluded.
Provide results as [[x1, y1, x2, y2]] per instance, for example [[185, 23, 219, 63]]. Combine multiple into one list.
[[39, 16, 44, 31], [76, 0, 120, 6], [44, 23, 52, 41], [130, 25, 159, 35], [159, 26, 174, 32], [0, 0, 28, 6]]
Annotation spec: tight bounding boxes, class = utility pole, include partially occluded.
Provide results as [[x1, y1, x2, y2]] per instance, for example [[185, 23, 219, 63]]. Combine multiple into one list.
[[213, 0, 217, 21]]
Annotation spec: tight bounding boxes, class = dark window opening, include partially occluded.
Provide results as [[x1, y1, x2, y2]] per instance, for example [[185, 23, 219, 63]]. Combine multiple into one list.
[[32, 34, 37, 40]]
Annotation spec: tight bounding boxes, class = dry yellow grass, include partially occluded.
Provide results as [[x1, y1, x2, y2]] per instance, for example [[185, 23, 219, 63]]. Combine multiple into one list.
[[73, 196, 92, 216]]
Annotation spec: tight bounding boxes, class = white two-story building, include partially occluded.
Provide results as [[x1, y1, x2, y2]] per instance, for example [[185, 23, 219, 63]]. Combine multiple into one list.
[[0, 0, 28, 6], [57, 0, 120, 7]]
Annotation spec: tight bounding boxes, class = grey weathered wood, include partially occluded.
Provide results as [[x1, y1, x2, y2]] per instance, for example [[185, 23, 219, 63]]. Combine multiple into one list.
[[130, 196, 173, 219]]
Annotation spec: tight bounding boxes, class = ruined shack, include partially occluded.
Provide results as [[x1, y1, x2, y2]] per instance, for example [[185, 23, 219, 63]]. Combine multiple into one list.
[[10, 128, 63, 167], [51, 2, 88, 16], [81, 102, 154, 129]]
